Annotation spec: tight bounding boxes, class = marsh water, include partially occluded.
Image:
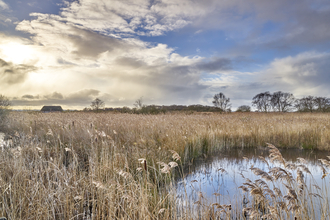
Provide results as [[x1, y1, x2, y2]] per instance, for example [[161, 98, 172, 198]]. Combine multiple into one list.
[[176, 147, 330, 218]]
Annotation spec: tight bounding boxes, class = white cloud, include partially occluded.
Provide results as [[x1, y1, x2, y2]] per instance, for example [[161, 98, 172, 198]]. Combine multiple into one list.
[[199, 51, 330, 108], [53, 0, 330, 48], [6, 15, 225, 107], [59, 0, 213, 36], [261, 52, 330, 97], [3, 0, 330, 109], [0, 0, 9, 10]]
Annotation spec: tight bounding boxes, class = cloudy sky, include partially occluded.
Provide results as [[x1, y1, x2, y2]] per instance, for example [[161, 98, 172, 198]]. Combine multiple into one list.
[[1, 0, 330, 110]]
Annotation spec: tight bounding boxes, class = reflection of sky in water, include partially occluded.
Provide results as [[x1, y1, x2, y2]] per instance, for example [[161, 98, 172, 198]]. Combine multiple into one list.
[[176, 148, 330, 218]]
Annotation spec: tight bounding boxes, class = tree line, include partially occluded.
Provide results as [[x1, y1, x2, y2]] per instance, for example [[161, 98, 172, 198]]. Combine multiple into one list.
[[85, 92, 330, 114], [213, 91, 330, 113], [251, 91, 330, 112], [1, 92, 330, 116], [86, 103, 222, 114]]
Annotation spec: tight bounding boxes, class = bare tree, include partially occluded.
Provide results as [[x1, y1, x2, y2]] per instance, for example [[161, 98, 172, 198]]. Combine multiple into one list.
[[270, 91, 295, 112], [134, 97, 145, 109], [212, 92, 231, 112], [252, 92, 272, 112], [294, 99, 304, 112], [295, 96, 316, 112], [91, 98, 105, 112], [314, 97, 330, 112]]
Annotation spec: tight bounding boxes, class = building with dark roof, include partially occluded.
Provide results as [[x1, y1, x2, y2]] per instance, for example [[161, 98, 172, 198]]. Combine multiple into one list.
[[41, 106, 63, 112]]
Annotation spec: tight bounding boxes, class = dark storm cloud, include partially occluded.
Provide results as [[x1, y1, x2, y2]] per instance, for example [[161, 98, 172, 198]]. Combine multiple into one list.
[[196, 57, 232, 72], [99, 59, 209, 105], [284, 5, 330, 45], [13, 89, 102, 107], [0, 58, 37, 84], [260, 6, 330, 49], [66, 89, 100, 101], [57, 58, 76, 65], [68, 28, 130, 58], [44, 92, 64, 100], [226, 0, 330, 50], [12, 89, 127, 108], [22, 94, 40, 99], [209, 85, 229, 92], [100, 55, 238, 105], [227, 82, 269, 99], [114, 57, 147, 68]]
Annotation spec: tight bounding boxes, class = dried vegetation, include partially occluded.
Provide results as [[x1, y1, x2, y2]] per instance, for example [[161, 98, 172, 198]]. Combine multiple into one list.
[[0, 112, 330, 219]]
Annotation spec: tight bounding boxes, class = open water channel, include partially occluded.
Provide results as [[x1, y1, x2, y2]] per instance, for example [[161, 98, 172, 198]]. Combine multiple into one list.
[[175, 147, 330, 219]]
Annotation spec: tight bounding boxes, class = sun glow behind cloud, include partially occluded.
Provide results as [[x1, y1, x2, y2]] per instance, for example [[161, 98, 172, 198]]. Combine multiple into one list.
[[0, 42, 37, 64], [0, 0, 330, 109]]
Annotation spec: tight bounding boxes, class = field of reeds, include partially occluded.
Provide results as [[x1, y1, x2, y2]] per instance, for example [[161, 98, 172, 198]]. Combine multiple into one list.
[[1, 112, 330, 219]]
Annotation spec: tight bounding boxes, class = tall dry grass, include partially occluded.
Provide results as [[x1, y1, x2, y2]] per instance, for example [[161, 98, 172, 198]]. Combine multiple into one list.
[[239, 143, 330, 220], [0, 112, 330, 219]]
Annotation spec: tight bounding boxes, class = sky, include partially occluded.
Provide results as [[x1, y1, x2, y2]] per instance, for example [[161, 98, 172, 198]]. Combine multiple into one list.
[[1, 0, 330, 110]]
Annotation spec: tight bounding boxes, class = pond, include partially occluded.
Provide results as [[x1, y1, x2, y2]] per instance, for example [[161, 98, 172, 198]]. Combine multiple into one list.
[[175, 146, 330, 219]]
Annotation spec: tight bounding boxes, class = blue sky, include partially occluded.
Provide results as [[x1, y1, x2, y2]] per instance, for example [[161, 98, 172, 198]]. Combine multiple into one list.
[[1, 0, 330, 110]]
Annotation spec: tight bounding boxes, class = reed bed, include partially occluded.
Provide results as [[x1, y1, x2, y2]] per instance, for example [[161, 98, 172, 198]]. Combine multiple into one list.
[[0, 112, 330, 219]]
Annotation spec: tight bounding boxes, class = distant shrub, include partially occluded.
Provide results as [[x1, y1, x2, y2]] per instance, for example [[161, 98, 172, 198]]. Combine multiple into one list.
[[236, 105, 251, 112]]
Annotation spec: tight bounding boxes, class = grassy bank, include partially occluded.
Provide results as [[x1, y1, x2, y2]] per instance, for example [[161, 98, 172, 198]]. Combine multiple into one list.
[[1, 112, 330, 219]]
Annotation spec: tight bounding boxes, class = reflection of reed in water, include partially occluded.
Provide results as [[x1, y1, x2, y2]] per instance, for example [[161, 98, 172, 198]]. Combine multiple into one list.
[[240, 143, 329, 220], [186, 145, 330, 175], [177, 144, 330, 219]]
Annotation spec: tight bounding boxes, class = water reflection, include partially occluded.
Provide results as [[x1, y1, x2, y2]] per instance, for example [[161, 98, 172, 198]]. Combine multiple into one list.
[[176, 147, 330, 218]]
